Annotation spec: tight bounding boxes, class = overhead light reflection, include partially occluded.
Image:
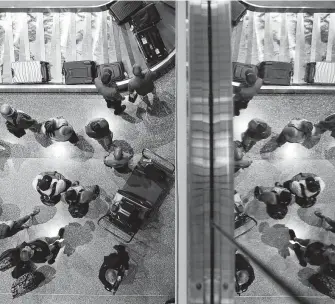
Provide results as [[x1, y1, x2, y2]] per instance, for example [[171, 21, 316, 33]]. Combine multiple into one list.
[[47, 142, 70, 159]]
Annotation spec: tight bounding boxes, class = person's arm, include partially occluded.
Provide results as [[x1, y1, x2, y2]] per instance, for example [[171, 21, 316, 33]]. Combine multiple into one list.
[[128, 82, 136, 98], [290, 181, 302, 196], [315, 177, 326, 192], [55, 180, 67, 195]]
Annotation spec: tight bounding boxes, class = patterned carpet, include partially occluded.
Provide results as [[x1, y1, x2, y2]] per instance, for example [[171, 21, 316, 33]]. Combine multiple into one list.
[[0, 2, 175, 84], [232, 11, 335, 84]]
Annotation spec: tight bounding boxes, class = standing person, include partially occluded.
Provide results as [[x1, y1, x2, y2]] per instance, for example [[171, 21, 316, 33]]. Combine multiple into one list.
[[1, 104, 41, 138], [280, 173, 325, 208], [241, 118, 271, 152], [64, 182, 100, 218], [94, 71, 126, 115], [99, 245, 130, 293], [128, 64, 158, 107], [104, 147, 133, 171], [233, 72, 263, 116], [85, 118, 113, 151], [0, 207, 40, 239], [41, 116, 79, 145], [235, 252, 255, 295], [234, 141, 252, 173], [32, 171, 72, 206]]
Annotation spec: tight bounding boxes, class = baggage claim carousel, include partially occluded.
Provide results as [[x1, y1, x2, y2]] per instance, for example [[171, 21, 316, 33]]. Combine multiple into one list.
[[0, 1, 176, 303]]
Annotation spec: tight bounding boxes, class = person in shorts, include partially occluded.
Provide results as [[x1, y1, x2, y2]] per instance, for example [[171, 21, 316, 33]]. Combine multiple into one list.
[[0, 207, 40, 239]]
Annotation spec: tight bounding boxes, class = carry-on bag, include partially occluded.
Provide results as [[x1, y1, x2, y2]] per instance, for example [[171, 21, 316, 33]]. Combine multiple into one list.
[[108, 1, 144, 25], [257, 61, 293, 85], [231, 1, 247, 26], [135, 25, 168, 66], [11, 61, 50, 84], [131, 3, 161, 32], [232, 62, 258, 85], [96, 62, 125, 82], [62, 61, 96, 85], [305, 62, 335, 84]]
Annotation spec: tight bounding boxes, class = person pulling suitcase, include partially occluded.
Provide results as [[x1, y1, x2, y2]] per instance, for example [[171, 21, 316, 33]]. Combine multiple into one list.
[[94, 71, 126, 115], [41, 116, 79, 145], [1, 104, 41, 138], [128, 64, 158, 110], [85, 118, 113, 151]]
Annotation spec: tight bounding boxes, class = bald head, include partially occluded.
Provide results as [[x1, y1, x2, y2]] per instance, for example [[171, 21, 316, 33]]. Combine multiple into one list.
[[20, 246, 34, 262], [133, 64, 142, 77], [114, 147, 123, 160], [1, 104, 15, 118], [105, 269, 118, 285]]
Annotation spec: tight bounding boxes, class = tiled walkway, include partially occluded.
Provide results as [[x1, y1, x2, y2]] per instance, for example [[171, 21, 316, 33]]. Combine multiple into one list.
[[0, 69, 175, 303], [0, 2, 175, 84]]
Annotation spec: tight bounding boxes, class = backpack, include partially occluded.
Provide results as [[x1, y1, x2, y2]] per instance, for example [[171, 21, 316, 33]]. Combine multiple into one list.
[[37, 182, 60, 206], [68, 203, 89, 218]]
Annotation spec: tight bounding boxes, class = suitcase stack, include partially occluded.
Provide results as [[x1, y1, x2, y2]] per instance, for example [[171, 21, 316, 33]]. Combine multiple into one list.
[[257, 61, 293, 86], [131, 4, 168, 67], [96, 62, 126, 82], [11, 61, 50, 84], [305, 62, 335, 84], [108, 1, 144, 25], [62, 61, 96, 85]]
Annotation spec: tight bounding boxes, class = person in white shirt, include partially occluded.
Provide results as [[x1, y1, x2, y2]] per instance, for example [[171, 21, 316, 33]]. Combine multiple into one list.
[[32, 171, 72, 206], [41, 116, 79, 145]]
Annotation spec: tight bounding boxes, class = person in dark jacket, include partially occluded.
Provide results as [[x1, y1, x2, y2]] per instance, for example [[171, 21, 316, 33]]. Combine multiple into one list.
[[1, 104, 41, 137], [94, 71, 126, 115], [235, 252, 255, 295], [128, 64, 158, 107], [234, 72, 263, 116], [0, 207, 40, 239], [85, 118, 113, 151], [99, 245, 130, 293], [241, 119, 271, 152]]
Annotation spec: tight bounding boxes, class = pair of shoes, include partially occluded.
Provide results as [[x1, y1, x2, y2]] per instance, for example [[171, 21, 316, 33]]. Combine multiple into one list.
[[114, 105, 126, 115]]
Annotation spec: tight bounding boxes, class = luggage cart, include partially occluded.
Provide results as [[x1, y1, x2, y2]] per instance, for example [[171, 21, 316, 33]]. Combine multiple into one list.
[[98, 149, 175, 243]]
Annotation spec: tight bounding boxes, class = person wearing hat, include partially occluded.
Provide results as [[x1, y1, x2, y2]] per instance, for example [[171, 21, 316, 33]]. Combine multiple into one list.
[[0, 207, 40, 239], [0, 104, 41, 138], [94, 70, 126, 115], [85, 118, 113, 151], [233, 70, 263, 116], [18, 227, 65, 265], [99, 245, 130, 293], [32, 171, 72, 206], [128, 64, 158, 107], [104, 146, 133, 171], [41, 116, 79, 145], [240, 118, 272, 152]]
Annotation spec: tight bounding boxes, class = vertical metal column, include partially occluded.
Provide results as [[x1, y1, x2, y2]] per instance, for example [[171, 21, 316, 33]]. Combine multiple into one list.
[[187, 1, 235, 303]]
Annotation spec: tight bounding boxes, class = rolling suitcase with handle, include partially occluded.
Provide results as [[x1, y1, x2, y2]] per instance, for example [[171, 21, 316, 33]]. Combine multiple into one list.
[[108, 1, 144, 25], [11, 61, 50, 84], [135, 25, 168, 67], [305, 62, 335, 84], [131, 3, 161, 32], [232, 62, 258, 85], [96, 62, 126, 82], [257, 61, 293, 85], [62, 61, 96, 85]]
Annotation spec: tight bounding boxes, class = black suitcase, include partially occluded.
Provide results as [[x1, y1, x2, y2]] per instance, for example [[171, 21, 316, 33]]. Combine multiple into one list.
[[62, 60, 96, 85], [131, 3, 161, 32], [96, 62, 125, 82], [108, 1, 144, 25], [231, 1, 247, 27], [257, 61, 293, 86], [135, 25, 168, 67], [232, 62, 258, 85]]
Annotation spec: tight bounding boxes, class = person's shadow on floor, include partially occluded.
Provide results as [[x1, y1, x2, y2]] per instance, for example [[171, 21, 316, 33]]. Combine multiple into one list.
[[34, 133, 53, 148], [260, 135, 280, 154], [259, 222, 291, 258], [120, 112, 137, 124], [147, 99, 173, 118], [63, 221, 95, 256], [112, 140, 134, 155], [75, 135, 95, 154]]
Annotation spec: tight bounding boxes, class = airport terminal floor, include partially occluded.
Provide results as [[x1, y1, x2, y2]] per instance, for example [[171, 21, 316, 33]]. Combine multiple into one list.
[[0, 68, 175, 303], [234, 94, 335, 303]]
